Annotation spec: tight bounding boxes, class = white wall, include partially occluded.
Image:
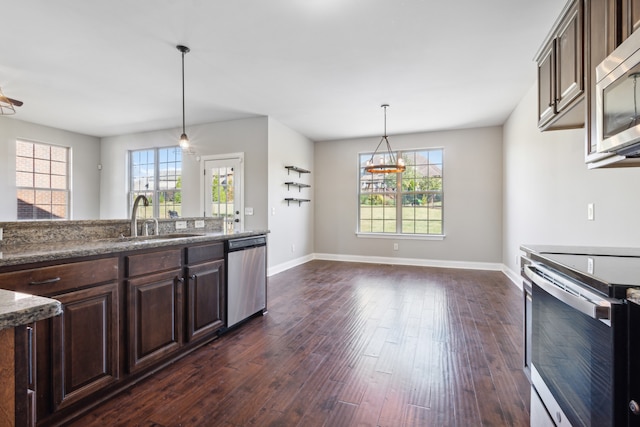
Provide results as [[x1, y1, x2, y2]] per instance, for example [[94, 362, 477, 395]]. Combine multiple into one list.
[[0, 116, 101, 220], [314, 127, 504, 264], [502, 82, 640, 275], [267, 118, 314, 272], [100, 117, 269, 232]]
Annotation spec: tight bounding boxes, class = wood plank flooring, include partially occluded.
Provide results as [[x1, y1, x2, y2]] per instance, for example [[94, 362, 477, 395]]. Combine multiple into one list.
[[70, 261, 530, 427]]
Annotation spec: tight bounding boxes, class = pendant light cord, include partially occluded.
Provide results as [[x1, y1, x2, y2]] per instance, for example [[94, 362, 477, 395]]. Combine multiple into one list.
[[181, 48, 186, 135]]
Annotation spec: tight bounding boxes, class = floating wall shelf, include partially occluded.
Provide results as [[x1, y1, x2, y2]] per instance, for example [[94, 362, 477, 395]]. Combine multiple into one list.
[[285, 165, 311, 177], [284, 166, 311, 206], [285, 182, 311, 191], [285, 198, 311, 206]]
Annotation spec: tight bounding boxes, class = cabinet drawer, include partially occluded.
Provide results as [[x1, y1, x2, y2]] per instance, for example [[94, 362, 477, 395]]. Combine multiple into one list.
[[0, 258, 119, 296], [185, 243, 224, 265], [126, 249, 182, 277]]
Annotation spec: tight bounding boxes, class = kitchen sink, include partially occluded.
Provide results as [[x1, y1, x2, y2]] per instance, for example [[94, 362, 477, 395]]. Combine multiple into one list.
[[106, 233, 205, 242]]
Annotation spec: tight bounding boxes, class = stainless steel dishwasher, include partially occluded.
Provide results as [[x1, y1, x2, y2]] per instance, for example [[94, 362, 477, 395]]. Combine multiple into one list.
[[225, 235, 267, 328]]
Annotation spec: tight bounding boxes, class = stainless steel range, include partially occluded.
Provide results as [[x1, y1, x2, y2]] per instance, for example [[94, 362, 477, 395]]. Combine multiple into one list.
[[521, 245, 640, 427]]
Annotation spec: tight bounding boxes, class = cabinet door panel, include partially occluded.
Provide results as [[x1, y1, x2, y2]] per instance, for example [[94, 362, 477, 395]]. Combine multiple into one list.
[[127, 269, 183, 373], [622, 0, 640, 41], [51, 282, 119, 411], [538, 41, 556, 126], [186, 260, 225, 341], [556, 0, 583, 112]]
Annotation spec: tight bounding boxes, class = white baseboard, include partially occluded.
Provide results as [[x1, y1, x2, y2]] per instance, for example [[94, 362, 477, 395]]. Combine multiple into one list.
[[267, 253, 314, 277], [502, 265, 523, 290], [269, 253, 521, 285], [312, 252, 503, 271]]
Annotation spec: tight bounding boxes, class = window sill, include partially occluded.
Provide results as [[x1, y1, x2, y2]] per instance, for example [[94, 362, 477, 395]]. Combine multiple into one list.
[[355, 232, 445, 241]]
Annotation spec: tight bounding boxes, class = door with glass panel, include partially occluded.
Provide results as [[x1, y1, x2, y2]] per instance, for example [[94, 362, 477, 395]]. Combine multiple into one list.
[[203, 157, 242, 232]]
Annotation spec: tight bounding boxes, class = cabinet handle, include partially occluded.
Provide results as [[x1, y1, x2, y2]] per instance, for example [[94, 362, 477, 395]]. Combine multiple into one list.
[[190, 274, 197, 280], [28, 277, 61, 286], [176, 277, 185, 283], [27, 326, 33, 385]]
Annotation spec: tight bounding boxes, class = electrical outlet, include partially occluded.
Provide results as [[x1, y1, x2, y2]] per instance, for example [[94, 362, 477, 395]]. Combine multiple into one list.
[[245, 207, 254, 215], [175, 220, 187, 230], [393, 243, 399, 251], [194, 220, 205, 228], [587, 257, 594, 274], [291, 243, 295, 253], [587, 203, 595, 221], [0, 227, 3, 241], [271, 207, 276, 216]]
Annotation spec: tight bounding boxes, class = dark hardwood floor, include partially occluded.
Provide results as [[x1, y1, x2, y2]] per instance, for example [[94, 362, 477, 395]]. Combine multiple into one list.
[[70, 261, 530, 427]]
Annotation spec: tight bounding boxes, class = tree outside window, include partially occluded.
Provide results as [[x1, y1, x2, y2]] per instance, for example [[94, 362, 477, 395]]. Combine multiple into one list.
[[358, 148, 443, 235], [130, 147, 182, 219]]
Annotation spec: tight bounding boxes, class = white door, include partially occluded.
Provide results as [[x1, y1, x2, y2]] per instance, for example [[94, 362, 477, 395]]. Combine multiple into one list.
[[202, 155, 243, 232]]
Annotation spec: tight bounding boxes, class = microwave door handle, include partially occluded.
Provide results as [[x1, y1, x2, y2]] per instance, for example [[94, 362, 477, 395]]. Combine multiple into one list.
[[524, 265, 611, 320]]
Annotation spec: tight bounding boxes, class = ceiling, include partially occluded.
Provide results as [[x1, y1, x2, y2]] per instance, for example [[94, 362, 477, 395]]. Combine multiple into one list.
[[1, 0, 564, 142]]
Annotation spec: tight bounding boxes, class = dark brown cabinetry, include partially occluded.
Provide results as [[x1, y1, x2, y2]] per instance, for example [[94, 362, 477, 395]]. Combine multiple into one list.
[[621, 0, 640, 41], [585, 0, 618, 162], [185, 243, 226, 342], [0, 257, 119, 426], [185, 260, 225, 341], [537, 0, 584, 130], [0, 236, 244, 426], [50, 283, 119, 411], [126, 249, 183, 373]]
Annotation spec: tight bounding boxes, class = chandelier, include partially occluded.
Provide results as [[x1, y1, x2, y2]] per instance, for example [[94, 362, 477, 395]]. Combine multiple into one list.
[[364, 104, 405, 174]]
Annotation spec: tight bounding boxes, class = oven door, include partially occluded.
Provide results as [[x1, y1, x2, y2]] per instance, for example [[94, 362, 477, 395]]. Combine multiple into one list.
[[525, 265, 627, 427]]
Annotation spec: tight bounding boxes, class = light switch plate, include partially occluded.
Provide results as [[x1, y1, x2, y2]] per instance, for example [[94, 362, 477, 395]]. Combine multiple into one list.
[[175, 220, 187, 230], [245, 207, 254, 215], [587, 203, 595, 221]]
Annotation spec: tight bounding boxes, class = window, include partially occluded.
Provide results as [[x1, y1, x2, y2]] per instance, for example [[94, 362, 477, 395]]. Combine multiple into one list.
[[129, 147, 182, 219], [358, 148, 443, 235], [16, 140, 70, 220]]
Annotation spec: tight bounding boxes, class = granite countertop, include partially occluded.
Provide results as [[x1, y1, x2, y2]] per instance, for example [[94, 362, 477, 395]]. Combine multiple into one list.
[[0, 289, 62, 330], [0, 230, 268, 268]]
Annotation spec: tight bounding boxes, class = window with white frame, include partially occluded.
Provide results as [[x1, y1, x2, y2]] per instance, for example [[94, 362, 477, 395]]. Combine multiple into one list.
[[129, 147, 182, 219], [16, 140, 70, 220], [358, 148, 443, 235]]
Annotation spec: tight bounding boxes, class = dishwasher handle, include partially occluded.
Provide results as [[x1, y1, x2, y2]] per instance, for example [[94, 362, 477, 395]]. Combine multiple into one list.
[[227, 236, 266, 251]]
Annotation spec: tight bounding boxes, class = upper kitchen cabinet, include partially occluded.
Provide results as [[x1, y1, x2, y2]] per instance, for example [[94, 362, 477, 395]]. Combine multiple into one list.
[[585, 0, 618, 163], [621, 0, 640, 42], [536, 0, 584, 130]]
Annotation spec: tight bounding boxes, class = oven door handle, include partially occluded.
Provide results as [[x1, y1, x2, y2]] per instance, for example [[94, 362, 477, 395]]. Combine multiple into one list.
[[524, 265, 611, 320]]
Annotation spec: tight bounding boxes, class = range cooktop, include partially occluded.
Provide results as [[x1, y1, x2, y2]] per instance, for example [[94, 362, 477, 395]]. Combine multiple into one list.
[[522, 245, 640, 298]]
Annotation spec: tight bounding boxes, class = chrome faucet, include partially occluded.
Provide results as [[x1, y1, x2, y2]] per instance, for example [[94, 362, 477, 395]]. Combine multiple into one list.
[[131, 195, 149, 237]]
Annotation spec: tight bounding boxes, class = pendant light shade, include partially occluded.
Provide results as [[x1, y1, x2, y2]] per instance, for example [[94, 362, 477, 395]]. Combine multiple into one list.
[[364, 104, 406, 174], [177, 45, 190, 150]]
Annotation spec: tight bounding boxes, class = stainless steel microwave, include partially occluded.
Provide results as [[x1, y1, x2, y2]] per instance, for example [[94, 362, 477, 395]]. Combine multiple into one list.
[[597, 29, 640, 157]]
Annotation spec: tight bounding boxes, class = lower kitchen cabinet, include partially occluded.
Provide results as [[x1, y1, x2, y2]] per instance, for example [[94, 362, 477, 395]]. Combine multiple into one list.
[[127, 269, 183, 373], [185, 259, 225, 342], [0, 235, 258, 425], [50, 282, 119, 411]]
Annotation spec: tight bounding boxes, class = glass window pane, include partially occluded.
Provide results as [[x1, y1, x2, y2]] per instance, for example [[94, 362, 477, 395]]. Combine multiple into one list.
[[16, 172, 33, 187], [34, 144, 50, 160], [358, 147, 444, 235]]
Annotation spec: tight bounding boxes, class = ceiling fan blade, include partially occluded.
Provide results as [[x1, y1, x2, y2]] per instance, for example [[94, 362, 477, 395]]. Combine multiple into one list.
[[6, 97, 23, 107]]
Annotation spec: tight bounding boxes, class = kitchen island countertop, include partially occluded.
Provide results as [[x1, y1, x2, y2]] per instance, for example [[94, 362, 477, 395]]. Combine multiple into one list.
[[0, 288, 62, 330], [0, 230, 268, 268]]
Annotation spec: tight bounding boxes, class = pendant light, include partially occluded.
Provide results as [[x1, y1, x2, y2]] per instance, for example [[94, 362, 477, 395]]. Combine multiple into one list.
[[177, 45, 190, 150], [365, 104, 406, 174]]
